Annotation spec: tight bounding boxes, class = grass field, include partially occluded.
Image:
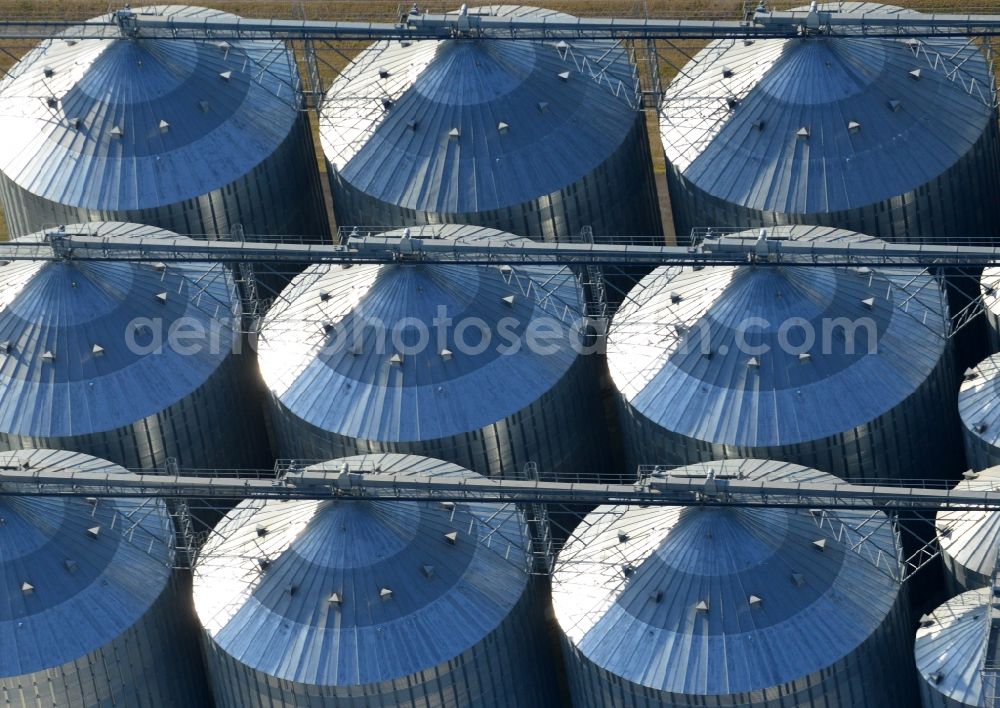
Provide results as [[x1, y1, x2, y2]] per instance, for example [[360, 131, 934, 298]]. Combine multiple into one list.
[[0, 0, 996, 240]]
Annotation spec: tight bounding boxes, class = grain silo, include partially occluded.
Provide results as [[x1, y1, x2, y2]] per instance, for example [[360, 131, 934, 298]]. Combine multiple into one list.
[[660, 2, 1000, 245], [321, 5, 662, 244], [194, 453, 556, 707], [960, 353, 1000, 471], [0, 448, 209, 706], [935, 466, 1000, 594], [915, 587, 993, 708], [0, 4, 329, 244], [0, 221, 270, 470], [981, 267, 1000, 351], [258, 223, 608, 480], [608, 224, 957, 481], [551, 458, 917, 707]]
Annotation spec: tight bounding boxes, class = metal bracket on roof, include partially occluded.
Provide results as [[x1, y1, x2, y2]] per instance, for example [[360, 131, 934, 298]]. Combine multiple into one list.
[[903, 35, 995, 109], [553, 32, 642, 110]]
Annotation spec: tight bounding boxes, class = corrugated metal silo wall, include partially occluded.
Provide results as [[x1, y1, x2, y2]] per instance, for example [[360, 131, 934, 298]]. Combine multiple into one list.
[[201, 585, 557, 707], [0, 577, 209, 706], [962, 425, 1000, 472], [919, 684, 979, 708], [618, 349, 959, 482], [667, 115, 1000, 246], [330, 114, 662, 245], [560, 587, 917, 707], [0, 112, 329, 242], [0, 353, 271, 471], [918, 677, 979, 708], [986, 308, 1000, 353], [268, 354, 612, 482], [939, 552, 990, 597]]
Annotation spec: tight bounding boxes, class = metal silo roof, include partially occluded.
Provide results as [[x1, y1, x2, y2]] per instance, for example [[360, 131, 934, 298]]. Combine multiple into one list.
[[982, 267, 1000, 319], [552, 458, 902, 695], [258, 224, 586, 443], [915, 587, 991, 707], [660, 2, 995, 215], [608, 224, 948, 448], [0, 448, 173, 677], [960, 355, 1000, 457], [320, 5, 640, 214], [936, 467, 1000, 587], [0, 222, 239, 438], [193, 453, 531, 686], [0, 5, 300, 211]]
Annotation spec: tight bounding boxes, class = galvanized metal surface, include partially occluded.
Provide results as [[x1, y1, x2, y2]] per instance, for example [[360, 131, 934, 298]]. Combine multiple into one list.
[[552, 458, 916, 707], [608, 224, 957, 481], [982, 267, 1000, 351], [194, 453, 556, 706], [322, 5, 661, 243], [661, 2, 1000, 244], [6, 9, 1000, 43], [0, 5, 329, 241], [937, 466, 1000, 594], [960, 354, 1000, 472], [259, 223, 610, 481], [0, 221, 270, 470], [0, 448, 209, 705], [915, 586, 990, 708]]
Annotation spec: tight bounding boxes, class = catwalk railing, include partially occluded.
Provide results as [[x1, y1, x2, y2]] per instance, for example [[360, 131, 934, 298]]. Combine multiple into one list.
[[2, 460, 981, 581], [14, 228, 1000, 269], [1, 462, 999, 511], [3, 5, 1000, 41]]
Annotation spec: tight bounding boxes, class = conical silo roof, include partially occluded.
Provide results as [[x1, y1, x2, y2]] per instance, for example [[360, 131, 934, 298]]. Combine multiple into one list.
[[660, 2, 994, 216], [608, 225, 948, 449], [983, 268, 1000, 314], [0, 5, 301, 212], [915, 587, 992, 707], [193, 453, 531, 686], [0, 221, 239, 438], [936, 466, 1000, 591], [0, 448, 173, 677], [320, 5, 640, 214], [258, 224, 586, 443], [960, 355, 1000, 463], [552, 459, 904, 697], [980, 268, 1000, 346]]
